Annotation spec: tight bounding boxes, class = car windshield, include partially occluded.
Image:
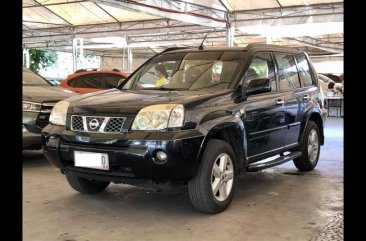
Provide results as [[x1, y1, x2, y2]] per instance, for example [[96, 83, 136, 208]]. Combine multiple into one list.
[[23, 67, 51, 86], [123, 51, 245, 91]]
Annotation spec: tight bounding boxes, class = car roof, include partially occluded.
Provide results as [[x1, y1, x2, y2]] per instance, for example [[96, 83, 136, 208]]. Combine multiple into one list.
[[162, 44, 304, 54]]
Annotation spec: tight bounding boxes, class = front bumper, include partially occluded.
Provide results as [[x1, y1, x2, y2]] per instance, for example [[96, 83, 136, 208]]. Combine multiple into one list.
[[42, 124, 205, 181], [23, 132, 42, 149]]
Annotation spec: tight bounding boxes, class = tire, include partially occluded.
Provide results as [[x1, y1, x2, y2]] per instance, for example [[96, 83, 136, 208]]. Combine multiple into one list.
[[66, 172, 110, 194], [188, 139, 237, 214], [293, 120, 321, 171]]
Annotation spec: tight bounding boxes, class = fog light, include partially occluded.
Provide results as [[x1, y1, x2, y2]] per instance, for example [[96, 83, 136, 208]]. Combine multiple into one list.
[[153, 150, 168, 164], [46, 136, 60, 148], [22, 125, 28, 133]]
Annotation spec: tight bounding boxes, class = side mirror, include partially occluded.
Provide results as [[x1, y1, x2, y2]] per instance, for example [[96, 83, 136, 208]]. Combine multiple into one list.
[[246, 78, 271, 96]]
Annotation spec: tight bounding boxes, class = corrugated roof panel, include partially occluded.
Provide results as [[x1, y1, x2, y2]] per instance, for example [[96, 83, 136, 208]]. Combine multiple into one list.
[[36, 0, 80, 4], [226, 0, 280, 11], [278, 0, 307, 6], [23, 0, 38, 7], [23, 7, 69, 25], [189, 0, 227, 10], [98, 4, 160, 21], [46, 2, 117, 25], [306, 0, 343, 4]]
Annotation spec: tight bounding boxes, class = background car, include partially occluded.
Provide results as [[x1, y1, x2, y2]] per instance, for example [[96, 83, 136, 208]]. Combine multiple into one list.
[[59, 69, 130, 94], [45, 77, 64, 86], [23, 67, 77, 149]]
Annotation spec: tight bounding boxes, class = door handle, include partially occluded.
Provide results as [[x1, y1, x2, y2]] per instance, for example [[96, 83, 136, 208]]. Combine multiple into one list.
[[303, 95, 310, 101], [276, 99, 284, 105]]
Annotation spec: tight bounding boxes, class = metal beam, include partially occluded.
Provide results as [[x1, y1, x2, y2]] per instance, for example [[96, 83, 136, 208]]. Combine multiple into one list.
[[23, 19, 221, 43], [282, 37, 343, 54], [89, 0, 226, 28]]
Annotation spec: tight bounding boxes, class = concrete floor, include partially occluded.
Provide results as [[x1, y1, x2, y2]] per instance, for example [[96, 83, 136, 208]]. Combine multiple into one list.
[[23, 118, 343, 241]]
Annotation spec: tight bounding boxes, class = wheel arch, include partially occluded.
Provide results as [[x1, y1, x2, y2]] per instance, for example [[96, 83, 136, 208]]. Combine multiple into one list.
[[299, 111, 324, 145], [197, 123, 247, 172]]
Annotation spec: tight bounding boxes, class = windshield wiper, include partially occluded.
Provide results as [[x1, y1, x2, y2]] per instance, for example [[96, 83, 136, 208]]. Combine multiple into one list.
[[141, 87, 187, 91]]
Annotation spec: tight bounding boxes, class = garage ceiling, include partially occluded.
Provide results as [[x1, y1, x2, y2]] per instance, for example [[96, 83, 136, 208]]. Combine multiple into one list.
[[23, 0, 343, 57]]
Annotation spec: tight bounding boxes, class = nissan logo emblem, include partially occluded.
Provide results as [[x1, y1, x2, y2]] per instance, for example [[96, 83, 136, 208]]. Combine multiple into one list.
[[89, 119, 99, 130]]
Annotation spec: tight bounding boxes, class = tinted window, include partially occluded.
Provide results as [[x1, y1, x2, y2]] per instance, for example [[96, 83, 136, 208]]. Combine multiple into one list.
[[275, 54, 301, 90], [295, 55, 314, 87], [244, 52, 276, 91], [102, 74, 125, 88], [22, 67, 50, 86], [70, 74, 103, 88]]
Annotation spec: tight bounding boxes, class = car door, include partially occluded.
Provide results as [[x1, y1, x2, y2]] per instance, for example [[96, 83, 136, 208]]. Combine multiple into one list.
[[244, 52, 286, 160], [273, 53, 302, 148]]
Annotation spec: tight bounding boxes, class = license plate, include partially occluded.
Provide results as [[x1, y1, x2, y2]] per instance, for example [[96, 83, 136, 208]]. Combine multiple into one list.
[[74, 151, 109, 170]]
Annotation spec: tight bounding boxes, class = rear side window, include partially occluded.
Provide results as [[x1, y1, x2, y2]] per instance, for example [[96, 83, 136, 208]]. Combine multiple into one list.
[[69, 74, 103, 88], [295, 55, 315, 87], [244, 52, 277, 91], [102, 74, 125, 88], [274, 54, 301, 90]]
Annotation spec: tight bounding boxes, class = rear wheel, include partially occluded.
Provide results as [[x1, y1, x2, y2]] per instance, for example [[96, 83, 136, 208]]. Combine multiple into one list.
[[293, 120, 321, 171], [66, 172, 110, 194], [188, 139, 237, 214]]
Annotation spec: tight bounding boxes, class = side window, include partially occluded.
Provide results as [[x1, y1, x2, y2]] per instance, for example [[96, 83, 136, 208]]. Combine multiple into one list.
[[274, 54, 301, 90], [102, 74, 125, 88], [295, 54, 314, 87], [244, 52, 276, 91], [71, 74, 103, 88], [68, 78, 77, 87]]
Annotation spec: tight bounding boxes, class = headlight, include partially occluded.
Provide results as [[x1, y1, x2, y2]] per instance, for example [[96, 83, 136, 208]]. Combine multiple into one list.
[[131, 104, 184, 130], [22, 101, 41, 112], [49, 101, 70, 126], [22, 125, 29, 133]]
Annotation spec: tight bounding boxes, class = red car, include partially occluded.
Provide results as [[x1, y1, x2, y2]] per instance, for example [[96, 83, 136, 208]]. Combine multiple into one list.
[[59, 69, 130, 94]]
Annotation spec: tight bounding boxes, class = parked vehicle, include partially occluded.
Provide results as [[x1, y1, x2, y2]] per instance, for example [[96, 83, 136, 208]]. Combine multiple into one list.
[[42, 45, 326, 213], [23, 67, 77, 149], [59, 69, 130, 94]]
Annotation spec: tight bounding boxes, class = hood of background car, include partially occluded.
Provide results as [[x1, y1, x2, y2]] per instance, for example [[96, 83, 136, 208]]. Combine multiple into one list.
[[23, 86, 77, 103], [68, 88, 237, 114]]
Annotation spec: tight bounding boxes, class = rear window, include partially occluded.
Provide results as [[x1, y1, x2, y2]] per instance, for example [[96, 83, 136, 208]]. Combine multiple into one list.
[[69, 74, 103, 88]]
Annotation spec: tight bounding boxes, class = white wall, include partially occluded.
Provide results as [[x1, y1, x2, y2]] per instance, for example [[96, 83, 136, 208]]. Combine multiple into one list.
[[309, 56, 343, 74]]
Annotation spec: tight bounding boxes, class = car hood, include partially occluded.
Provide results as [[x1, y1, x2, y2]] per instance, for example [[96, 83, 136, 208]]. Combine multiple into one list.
[[68, 88, 237, 114], [23, 86, 77, 103]]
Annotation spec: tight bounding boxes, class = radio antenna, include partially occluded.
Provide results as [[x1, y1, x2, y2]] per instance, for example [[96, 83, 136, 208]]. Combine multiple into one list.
[[198, 34, 209, 50]]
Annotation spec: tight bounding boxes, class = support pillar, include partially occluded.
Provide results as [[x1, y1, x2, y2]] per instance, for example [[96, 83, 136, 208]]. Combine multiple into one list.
[[226, 13, 234, 47], [23, 48, 30, 68]]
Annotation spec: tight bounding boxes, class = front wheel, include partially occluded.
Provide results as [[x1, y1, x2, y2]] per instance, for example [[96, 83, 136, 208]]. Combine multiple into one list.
[[293, 120, 321, 171], [188, 139, 237, 214], [66, 172, 110, 194]]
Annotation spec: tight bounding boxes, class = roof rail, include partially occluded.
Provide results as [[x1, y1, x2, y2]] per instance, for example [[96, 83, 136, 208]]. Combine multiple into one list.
[[160, 47, 191, 54]]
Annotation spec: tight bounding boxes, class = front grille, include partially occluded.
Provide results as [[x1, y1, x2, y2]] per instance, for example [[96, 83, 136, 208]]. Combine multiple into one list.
[[71, 115, 127, 133], [71, 116, 83, 131], [105, 118, 125, 132], [36, 102, 56, 129], [36, 113, 50, 129]]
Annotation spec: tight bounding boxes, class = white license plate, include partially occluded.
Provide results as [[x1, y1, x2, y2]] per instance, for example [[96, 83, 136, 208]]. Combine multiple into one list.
[[74, 151, 109, 170]]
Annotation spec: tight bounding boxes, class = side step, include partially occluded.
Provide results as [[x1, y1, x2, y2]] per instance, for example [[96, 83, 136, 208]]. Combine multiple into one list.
[[247, 151, 302, 172]]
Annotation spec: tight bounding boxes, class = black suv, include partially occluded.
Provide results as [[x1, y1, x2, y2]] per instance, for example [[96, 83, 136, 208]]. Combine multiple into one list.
[[42, 45, 326, 213]]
